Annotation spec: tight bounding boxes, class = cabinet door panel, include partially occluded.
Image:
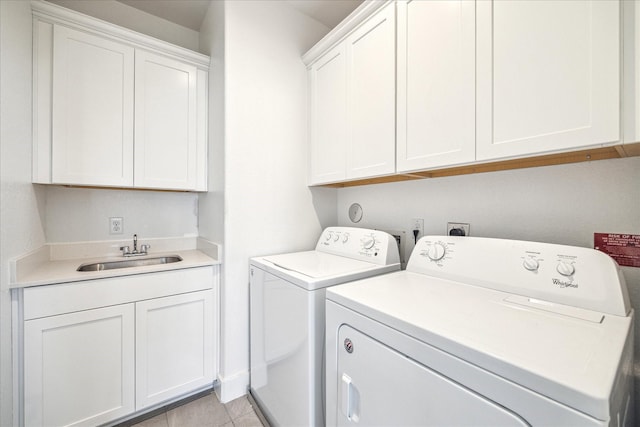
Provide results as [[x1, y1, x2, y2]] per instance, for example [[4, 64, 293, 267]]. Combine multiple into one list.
[[477, 0, 620, 160], [397, 0, 475, 172], [52, 25, 134, 186], [136, 290, 214, 409], [347, 3, 396, 178], [309, 45, 348, 184], [24, 304, 135, 427], [135, 51, 198, 190]]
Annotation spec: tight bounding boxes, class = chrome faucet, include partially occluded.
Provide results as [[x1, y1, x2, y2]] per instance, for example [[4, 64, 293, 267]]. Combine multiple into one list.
[[120, 234, 151, 257]]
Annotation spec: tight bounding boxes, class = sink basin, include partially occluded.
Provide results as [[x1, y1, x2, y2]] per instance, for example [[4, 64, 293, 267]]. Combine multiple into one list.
[[77, 255, 183, 272]]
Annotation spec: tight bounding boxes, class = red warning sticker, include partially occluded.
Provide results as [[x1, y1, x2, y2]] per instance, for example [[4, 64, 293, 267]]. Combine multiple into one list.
[[594, 233, 640, 268]]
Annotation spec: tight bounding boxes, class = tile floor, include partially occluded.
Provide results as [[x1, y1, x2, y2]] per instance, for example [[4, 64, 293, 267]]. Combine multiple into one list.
[[130, 393, 264, 427]]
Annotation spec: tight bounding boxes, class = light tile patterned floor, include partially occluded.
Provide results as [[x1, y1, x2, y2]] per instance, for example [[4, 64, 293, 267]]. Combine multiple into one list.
[[131, 393, 264, 427]]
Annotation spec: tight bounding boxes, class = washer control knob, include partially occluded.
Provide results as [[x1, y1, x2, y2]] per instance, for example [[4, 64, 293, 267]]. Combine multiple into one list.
[[556, 261, 575, 277], [426, 243, 446, 261], [523, 258, 539, 272], [333, 234, 340, 242], [325, 232, 333, 241], [342, 234, 349, 243], [362, 236, 376, 250]]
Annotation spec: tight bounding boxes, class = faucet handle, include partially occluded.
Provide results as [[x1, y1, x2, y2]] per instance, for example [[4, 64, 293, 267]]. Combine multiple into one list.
[[119, 246, 130, 255], [140, 244, 151, 253]]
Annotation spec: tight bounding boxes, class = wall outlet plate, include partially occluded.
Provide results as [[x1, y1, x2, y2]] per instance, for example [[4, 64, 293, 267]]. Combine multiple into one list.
[[447, 222, 470, 236], [411, 218, 424, 242], [110, 217, 123, 234]]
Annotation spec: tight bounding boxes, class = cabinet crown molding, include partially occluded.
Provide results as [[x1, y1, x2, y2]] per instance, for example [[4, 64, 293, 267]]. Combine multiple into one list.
[[302, 0, 391, 66], [31, 0, 210, 69]]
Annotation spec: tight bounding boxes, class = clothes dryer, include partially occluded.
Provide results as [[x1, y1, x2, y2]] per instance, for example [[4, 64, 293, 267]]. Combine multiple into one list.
[[250, 227, 400, 426], [326, 236, 634, 426]]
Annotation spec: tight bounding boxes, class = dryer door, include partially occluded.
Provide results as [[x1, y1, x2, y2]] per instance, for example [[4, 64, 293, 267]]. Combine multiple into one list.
[[337, 325, 530, 426]]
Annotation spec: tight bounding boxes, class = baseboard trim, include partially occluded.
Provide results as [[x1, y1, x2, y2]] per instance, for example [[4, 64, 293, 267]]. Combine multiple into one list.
[[215, 370, 249, 404]]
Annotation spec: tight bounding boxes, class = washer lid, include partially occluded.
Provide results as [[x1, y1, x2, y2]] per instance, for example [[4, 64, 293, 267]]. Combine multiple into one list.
[[263, 251, 377, 279]]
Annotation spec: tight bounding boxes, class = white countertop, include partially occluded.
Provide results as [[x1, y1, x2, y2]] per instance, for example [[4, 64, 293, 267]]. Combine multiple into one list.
[[10, 237, 221, 289]]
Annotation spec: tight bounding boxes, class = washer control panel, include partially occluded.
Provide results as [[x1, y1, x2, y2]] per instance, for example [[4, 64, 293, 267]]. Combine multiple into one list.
[[408, 236, 629, 316], [317, 227, 400, 266]]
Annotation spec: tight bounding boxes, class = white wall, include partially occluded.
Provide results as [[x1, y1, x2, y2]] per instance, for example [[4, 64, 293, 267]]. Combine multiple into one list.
[[198, 0, 225, 244], [198, 0, 337, 401], [337, 157, 640, 246], [0, 1, 47, 424], [44, 187, 199, 242], [47, 0, 200, 51]]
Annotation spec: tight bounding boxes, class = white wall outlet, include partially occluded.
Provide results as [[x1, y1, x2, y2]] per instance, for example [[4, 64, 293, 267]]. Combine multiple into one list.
[[109, 217, 123, 235], [447, 222, 470, 236], [411, 218, 424, 242]]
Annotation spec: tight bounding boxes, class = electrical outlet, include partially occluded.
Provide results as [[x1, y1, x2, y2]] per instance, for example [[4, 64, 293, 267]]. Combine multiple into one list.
[[411, 218, 424, 242], [447, 222, 470, 236], [109, 217, 123, 235]]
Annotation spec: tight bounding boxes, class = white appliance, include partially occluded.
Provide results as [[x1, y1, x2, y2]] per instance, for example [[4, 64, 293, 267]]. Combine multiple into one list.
[[326, 236, 634, 426], [250, 227, 401, 426]]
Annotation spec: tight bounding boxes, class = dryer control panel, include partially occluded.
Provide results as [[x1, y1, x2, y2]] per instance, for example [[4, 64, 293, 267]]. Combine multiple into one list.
[[408, 236, 630, 317], [317, 227, 400, 266]]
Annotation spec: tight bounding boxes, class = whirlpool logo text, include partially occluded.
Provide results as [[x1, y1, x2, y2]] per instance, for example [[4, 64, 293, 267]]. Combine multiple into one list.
[[552, 278, 578, 288]]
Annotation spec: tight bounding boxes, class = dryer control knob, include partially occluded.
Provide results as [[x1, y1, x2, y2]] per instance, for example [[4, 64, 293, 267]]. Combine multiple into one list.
[[325, 232, 333, 241], [362, 236, 376, 250], [523, 258, 539, 271], [342, 234, 350, 243], [556, 261, 575, 277], [426, 243, 446, 261]]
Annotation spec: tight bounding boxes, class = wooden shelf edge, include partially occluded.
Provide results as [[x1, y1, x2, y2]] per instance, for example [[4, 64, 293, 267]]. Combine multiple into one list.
[[313, 142, 640, 188]]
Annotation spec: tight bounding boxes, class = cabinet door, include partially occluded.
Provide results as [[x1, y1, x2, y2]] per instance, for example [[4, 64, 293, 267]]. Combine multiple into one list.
[[51, 25, 134, 186], [309, 44, 348, 185], [135, 50, 198, 190], [346, 2, 396, 179], [24, 304, 135, 427], [396, 0, 475, 172], [477, 0, 620, 161], [135, 290, 214, 409]]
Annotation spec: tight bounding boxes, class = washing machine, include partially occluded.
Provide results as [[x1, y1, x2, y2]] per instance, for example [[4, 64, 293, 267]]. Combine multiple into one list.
[[326, 236, 634, 426], [250, 226, 401, 427]]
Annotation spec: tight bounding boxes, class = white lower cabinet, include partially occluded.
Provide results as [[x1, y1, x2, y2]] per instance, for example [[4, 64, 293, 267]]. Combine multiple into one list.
[[20, 267, 217, 427], [24, 304, 135, 427], [135, 291, 214, 409]]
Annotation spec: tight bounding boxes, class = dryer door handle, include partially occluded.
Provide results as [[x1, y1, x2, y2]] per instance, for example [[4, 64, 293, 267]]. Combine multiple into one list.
[[341, 373, 360, 422]]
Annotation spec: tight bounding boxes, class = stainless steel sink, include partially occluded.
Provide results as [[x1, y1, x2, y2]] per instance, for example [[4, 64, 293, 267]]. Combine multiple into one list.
[[77, 255, 183, 272]]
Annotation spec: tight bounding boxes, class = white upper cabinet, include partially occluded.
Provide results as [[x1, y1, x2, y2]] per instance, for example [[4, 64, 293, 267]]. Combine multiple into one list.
[[134, 51, 198, 190], [51, 26, 135, 187], [346, 2, 396, 179], [307, 2, 395, 185], [309, 44, 348, 184], [33, 2, 209, 191], [396, 0, 475, 172], [476, 0, 620, 161]]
